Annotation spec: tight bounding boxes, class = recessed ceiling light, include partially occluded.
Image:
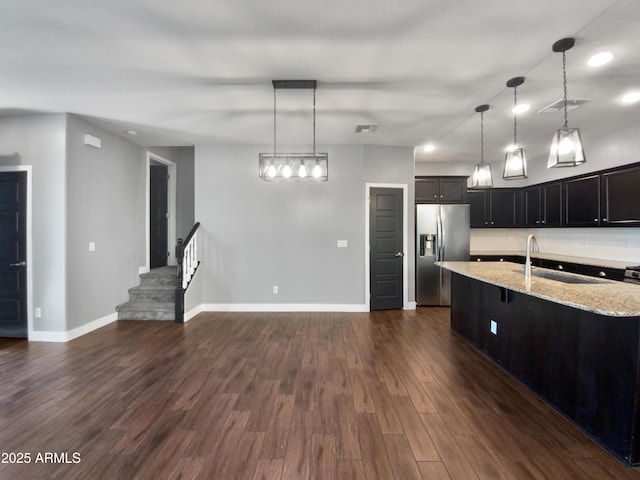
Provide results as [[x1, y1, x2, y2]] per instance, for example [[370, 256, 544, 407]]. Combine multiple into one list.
[[587, 52, 613, 67], [423, 143, 436, 152], [621, 91, 640, 104], [124, 130, 138, 136], [512, 103, 530, 114]]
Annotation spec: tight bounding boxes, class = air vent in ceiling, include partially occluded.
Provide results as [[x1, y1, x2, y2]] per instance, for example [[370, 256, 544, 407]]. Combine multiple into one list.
[[355, 124, 378, 133], [538, 98, 591, 114]]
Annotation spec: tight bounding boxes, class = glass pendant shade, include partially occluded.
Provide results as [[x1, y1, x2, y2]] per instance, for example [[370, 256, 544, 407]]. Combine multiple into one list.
[[471, 162, 493, 188], [503, 147, 527, 179], [259, 153, 328, 181], [503, 76, 528, 180], [547, 127, 585, 168], [470, 104, 493, 188], [548, 38, 585, 169]]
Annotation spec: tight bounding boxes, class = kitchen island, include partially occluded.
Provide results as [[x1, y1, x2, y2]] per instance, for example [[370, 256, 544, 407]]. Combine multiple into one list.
[[438, 261, 640, 466]]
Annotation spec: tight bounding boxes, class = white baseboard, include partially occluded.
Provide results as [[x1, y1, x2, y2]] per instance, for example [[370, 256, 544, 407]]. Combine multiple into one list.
[[184, 304, 204, 322], [405, 301, 417, 310], [30, 312, 118, 343], [201, 303, 369, 313]]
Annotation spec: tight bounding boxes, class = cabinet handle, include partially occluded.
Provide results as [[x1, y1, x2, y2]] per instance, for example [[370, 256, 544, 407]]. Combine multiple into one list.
[[558, 265, 564, 270], [491, 221, 495, 225], [599, 271, 607, 277], [603, 218, 608, 222], [433, 195, 437, 198], [594, 218, 598, 222], [485, 221, 488, 225], [542, 220, 546, 224], [536, 220, 540, 224]]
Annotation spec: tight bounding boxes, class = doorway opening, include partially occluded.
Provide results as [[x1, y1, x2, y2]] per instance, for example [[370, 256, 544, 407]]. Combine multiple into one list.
[[146, 152, 176, 271]]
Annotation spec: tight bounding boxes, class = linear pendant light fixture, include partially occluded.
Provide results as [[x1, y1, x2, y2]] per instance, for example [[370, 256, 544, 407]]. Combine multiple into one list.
[[503, 76, 528, 180], [259, 80, 328, 181], [471, 104, 493, 188], [548, 37, 586, 168]]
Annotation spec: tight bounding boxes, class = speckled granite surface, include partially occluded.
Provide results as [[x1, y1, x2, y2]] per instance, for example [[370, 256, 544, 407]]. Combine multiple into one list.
[[438, 261, 640, 317]]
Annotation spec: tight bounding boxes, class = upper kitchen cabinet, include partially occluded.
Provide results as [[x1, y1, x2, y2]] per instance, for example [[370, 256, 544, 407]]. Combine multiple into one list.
[[564, 175, 601, 227], [415, 177, 468, 203], [524, 182, 562, 227], [469, 188, 522, 228], [601, 165, 640, 225]]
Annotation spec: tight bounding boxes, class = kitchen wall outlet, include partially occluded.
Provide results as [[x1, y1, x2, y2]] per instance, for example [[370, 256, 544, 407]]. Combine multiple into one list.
[[89, 242, 96, 252], [273, 285, 279, 294], [35, 307, 42, 318], [337, 240, 348, 248], [490, 319, 498, 335]]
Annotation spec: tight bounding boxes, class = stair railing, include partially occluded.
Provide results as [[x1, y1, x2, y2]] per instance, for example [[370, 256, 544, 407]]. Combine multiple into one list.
[[175, 221, 200, 323]]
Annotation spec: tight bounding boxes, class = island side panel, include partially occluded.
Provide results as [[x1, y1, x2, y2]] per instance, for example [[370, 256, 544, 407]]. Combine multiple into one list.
[[450, 271, 640, 466]]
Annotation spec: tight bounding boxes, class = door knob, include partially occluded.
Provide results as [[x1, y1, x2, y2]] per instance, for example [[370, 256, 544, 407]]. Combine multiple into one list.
[[10, 260, 26, 267], [395, 252, 404, 257]]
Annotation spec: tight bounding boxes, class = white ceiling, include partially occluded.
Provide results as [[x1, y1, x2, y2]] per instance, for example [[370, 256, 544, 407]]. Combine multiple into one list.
[[2, 0, 639, 165]]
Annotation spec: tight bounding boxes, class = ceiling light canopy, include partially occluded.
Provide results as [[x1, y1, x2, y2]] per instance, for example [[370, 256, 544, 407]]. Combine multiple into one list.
[[423, 143, 436, 152], [470, 104, 493, 189], [503, 76, 527, 180], [548, 38, 586, 169], [259, 80, 328, 182]]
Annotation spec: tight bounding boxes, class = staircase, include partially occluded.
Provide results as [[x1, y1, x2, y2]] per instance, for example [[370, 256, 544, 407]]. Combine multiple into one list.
[[116, 266, 177, 321]]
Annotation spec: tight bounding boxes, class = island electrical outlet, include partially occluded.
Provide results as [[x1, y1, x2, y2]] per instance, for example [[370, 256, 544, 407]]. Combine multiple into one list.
[[490, 319, 498, 335]]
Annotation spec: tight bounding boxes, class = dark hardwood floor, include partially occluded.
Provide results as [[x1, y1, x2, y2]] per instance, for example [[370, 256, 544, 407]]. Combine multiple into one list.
[[1, 308, 639, 479]]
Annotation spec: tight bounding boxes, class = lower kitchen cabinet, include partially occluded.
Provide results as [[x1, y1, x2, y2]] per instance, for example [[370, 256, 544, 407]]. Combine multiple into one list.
[[451, 272, 640, 466]]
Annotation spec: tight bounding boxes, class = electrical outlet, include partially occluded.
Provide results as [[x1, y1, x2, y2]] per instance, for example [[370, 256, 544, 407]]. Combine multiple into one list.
[[490, 319, 498, 335], [35, 307, 42, 318], [273, 285, 279, 294], [89, 242, 96, 252]]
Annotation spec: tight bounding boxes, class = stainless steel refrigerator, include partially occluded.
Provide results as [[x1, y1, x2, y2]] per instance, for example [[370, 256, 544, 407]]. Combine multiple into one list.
[[416, 204, 470, 306]]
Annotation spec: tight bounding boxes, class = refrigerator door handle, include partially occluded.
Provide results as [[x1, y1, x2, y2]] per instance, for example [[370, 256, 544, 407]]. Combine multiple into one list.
[[436, 215, 443, 261]]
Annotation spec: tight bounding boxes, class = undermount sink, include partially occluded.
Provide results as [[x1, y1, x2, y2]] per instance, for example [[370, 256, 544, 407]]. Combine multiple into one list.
[[530, 269, 603, 284]]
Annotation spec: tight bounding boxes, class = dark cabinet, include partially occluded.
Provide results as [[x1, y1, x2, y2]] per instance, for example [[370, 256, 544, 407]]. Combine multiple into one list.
[[601, 165, 640, 225], [416, 177, 467, 203], [564, 175, 600, 226], [469, 189, 522, 227], [451, 272, 640, 466], [524, 183, 562, 227]]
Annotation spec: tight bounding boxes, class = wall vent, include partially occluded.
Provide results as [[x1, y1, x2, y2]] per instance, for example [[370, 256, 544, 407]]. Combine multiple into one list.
[[355, 124, 378, 133]]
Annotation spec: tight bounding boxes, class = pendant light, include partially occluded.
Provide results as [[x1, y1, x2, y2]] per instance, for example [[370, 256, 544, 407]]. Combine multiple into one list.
[[259, 80, 328, 181], [547, 37, 586, 168], [503, 77, 527, 180], [470, 104, 493, 188]]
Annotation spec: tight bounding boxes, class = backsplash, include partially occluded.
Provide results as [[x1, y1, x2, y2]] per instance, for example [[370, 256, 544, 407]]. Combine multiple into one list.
[[470, 228, 640, 265]]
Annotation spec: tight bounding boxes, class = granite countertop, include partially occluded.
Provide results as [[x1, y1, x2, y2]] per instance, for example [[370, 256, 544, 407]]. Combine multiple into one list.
[[470, 251, 632, 270], [438, 261, 640, 317]]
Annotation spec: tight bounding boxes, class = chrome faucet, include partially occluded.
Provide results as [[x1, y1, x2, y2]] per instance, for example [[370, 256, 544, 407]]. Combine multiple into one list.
[[525, 234, 539, 279]]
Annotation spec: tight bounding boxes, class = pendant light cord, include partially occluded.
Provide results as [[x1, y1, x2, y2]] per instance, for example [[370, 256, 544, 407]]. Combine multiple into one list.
[[513, 86, 518, 144], [480, 111, 484, 165], [313, 88, 317, 155], [273, 88, 278, 156], [562, 50, 569, 130]]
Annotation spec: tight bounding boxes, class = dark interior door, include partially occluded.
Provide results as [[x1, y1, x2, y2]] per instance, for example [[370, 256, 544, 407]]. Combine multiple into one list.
[[0, 171, 28, 338], [150, 164, 168, 269], [370, 188, 403, 310]]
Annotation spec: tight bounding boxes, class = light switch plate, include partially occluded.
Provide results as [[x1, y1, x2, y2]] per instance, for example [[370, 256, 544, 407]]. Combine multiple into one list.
[[89, 242, 96, 252], [337, 240, 348, 248], [490, 319, 498, 335]]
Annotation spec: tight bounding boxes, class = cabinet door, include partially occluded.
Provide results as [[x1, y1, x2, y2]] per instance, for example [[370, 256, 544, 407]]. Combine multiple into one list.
[[490, 189, 522, 227], [468, 190, 488, 227], [601, 166, 640, 225], [415, 179, 438, 203], [564, 175, 600, 226], [543, 182, 562, 226], [523, 187, 541, 227], [439, 178, 467, 203]]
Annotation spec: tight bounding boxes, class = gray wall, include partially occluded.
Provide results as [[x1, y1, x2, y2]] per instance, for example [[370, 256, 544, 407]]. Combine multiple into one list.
[[195, 143, 414, 307], [66, 115, 147, 330], [0, 113, 67, 332]]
